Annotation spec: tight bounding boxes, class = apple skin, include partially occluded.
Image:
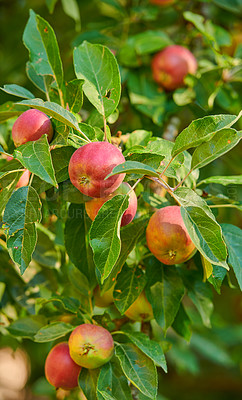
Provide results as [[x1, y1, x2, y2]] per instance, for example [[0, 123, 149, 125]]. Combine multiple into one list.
[[150, 0, 175, 5], [45, 342, 81, 390], [68, 142, 126, 198], [16, 169, 31, 188], [94, 284, 115, 308], [85, 182, 137, 226], [146, 206, 196, 265], [69, 324, 114, 369], [12, 109, 53, 147], [125, 291, 153, 322], [151, 45, 197, 90]]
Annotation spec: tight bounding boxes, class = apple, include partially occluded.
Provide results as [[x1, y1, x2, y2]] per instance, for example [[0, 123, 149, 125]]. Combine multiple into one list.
[[93, 284, 115, 308], [16, 169, 31, 188], [146, 205, 196, 265], [124, 291, 153, 322], [151, 45, 197, 90], [85, 182, 137, 226], [68, 324, 114, 369], [12, 109, 53, 147], [150, 0, 175, 5], [68, 142, 126, 198], [45, 342, 81, 390]]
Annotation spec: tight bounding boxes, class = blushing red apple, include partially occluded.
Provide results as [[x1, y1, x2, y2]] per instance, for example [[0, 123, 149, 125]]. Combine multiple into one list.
[[146, 205, 196, 265], [16, 169, 31, 188], [151, 45, 197, 90], [68, 324, 114, 369], [45, 342, 81, 389], [12, 109, 53, 147], [68, 142, 126, 198], [124, 291, 153, 322], [85, 182, 137, 226]]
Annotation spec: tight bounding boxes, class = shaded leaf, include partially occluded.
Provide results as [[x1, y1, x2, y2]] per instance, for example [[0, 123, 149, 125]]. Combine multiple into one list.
[[79, 368, 99, 400], [222, 224, 242, 290]]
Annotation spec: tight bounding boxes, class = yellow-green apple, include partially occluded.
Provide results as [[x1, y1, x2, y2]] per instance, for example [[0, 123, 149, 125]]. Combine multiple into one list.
[[68, 142, 126, 198], [151, 45, 197, 90], [146, 205, 196, 264], [124, 291, 153, 322], [85, 182, 137, 226], [69, 324, 114, 369], [12, 109, 53, 146], [45, 342, 81, 389], [93, 284, 115, 308]]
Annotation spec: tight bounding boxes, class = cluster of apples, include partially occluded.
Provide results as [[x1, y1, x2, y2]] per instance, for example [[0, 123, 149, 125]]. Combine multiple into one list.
[[45, 324, 114, 391], [10, 108, 196, 266]]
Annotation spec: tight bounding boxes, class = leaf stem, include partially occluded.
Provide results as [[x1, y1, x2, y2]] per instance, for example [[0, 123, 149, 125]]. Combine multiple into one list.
[[160, 155, 175, 177], [103, 115, 108, 142], [173, 168, 194, 191], [209, 204, 240, 209], [28, 173, 34, 187]]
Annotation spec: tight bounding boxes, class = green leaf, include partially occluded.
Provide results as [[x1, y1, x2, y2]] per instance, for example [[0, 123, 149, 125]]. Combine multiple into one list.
[[175, 188, 228, 269], [191, 129, 242, 169], [106, 161, 159, 180], [172, 303, 192, 341], [66, 79, 84, 113], [185, 272, 214, 327], [126, 130, 152, 149], [78, 368, 99, 400], [1, 84, 35, 99], [0, 102, 28, 123], [149, 267, 185, 332], [36, 295, 80, 314], [34, 321, 74, 342], [114, 265, 147, 314], [7, 317, 45, 339], [0, 171, 23, 215], [97, 363, 117, 400], [115, 342, 157, 399], [190, 333, 233, 367], [132, 30, 172, 55], [13, 135, 58, 187], [212, 0, 242, 14], [115, 331, 167, 372], [64, 204, 96, 286], [197, 175, 242, 187], [221, 224, 242, 290], [19, 98, 90, 142], [3, 186, 41, 273], [172, 113, 242, 157], [36, 14, 64, 94], [208, 265, 227, 294], [101, 215, 149, 292], [90, 195, 129, 284], [61, 0, 81, 31], [74, 41, 121, 117]]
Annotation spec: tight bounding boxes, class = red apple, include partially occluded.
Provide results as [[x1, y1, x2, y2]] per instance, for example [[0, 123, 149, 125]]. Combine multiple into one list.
[[16, 169, 31, 188], [150, 0, 175, 5], [45, 342, 81, 390], [12, 109, 53, 147], [151, 45, 197, 90], [68, 142, 126, 198], [85, 182, 137, 226], [68, 324, 114, 369], [146, 206, 196, 265], [124, 291, 153, 322]]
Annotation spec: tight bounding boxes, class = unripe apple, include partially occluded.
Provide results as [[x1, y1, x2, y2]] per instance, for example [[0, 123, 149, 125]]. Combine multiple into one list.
[[16, 169, 31, 188], [124, 291, 153, 322], [93, 284, 115, 308], [150, 0, 175, 5], [151, 45, 197, 90], [85, 182, 137, 226], [45, 342, 81, 390], [68, 142, 126, 198], [12, 109, 53, 147], [68, 324, 114, 369], [146, 206, 196, 265]]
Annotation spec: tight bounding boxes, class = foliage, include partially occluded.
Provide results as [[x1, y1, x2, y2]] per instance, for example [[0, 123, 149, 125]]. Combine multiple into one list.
[[0, 1, 242, 399]]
